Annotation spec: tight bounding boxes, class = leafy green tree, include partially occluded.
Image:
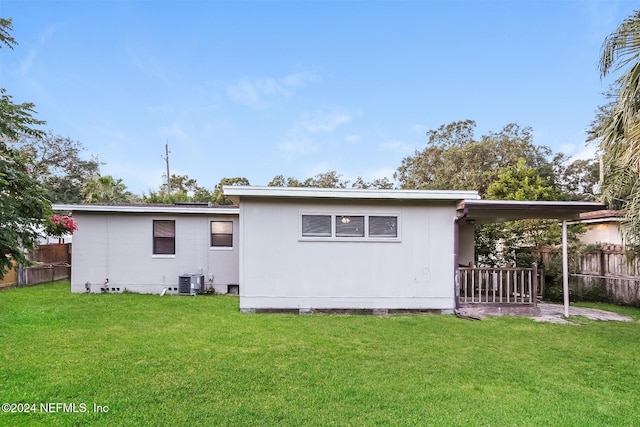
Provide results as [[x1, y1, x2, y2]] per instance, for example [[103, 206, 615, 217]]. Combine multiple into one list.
[[268, 175, 303, 187], [351, 176, 395, 189], [589, 9, 640, 239], [10, 132, 100, 203], [269, 171, 394, 190], [81, 174, 131, 203], [268, 170, 352, 188], [0, 18, 63, 278], [555, 156, 600, 201], [477, 159, 564, 267], [395, 120, 556, 197], [487, 158, 563, 201], [212, 177, 250, 205], [144, 174, 214, 204]]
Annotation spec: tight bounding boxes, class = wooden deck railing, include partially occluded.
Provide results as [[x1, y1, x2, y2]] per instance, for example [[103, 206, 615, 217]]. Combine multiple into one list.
[[459, 264, 539, 306]]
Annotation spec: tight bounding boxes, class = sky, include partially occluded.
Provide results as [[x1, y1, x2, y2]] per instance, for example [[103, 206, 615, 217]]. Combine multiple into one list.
[[0, 0, 637, 195]]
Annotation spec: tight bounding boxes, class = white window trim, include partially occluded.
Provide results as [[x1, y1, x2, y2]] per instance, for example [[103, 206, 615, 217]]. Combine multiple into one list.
[[209, 220, 234, 250], [299, 212, 401, 242], [209, 246, 234, 251], [152, 219, 176, 256]]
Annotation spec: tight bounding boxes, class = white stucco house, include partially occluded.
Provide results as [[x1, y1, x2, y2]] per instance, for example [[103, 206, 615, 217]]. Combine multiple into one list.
[[571, 209, 625, 246], [53, 203, 240, 294], [54, 186, 604, 315]]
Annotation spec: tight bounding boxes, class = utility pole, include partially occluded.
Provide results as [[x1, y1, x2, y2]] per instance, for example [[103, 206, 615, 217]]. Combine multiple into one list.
[[162, 142, 171, 194]]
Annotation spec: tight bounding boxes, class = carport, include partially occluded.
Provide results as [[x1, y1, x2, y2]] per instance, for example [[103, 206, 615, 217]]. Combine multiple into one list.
[[455, 199, 605, 317]]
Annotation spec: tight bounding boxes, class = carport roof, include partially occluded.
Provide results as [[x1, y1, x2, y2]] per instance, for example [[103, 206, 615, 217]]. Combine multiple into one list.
[[457, 199, 606, 224]]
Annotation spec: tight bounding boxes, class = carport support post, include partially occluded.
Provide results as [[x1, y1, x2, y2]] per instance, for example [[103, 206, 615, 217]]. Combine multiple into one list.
[[562, 220, 569, 318]]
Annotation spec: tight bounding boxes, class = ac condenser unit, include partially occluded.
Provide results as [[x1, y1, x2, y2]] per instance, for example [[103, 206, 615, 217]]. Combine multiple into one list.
[[178, 274, 205, 296]]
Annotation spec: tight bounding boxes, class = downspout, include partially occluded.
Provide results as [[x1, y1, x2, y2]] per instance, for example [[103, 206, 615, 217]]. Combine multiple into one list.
[[454, 206, 469, 312]]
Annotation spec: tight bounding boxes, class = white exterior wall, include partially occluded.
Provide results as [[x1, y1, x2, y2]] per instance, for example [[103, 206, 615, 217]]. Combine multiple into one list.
[[581, 222, 624, 246], [71, 212, 239, 294], [458, 222, 475, 266], [238, 198, 457, 311]]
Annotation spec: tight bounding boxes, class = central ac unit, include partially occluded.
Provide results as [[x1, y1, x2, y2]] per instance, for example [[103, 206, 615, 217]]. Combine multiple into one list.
[[178, 274, 205, 295]]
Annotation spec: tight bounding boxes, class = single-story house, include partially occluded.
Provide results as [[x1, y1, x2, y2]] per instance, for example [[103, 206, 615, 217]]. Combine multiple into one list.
[[570, 209, 624, 246], [53, 203, 239, 294], [54, 187, 604, 315]]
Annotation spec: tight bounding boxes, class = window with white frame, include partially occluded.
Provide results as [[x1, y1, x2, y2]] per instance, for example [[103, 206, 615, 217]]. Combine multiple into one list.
[[153, 220, 175, 255], [301, 215, 332, 237], [210, 221, 233, 248], [368, 216, 398, 238], [301, 214, 399, 240], [336, 215, 365, 237]]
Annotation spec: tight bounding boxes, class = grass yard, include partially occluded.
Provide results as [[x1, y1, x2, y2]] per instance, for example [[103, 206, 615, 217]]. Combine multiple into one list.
[[1, 281, 640, 426]]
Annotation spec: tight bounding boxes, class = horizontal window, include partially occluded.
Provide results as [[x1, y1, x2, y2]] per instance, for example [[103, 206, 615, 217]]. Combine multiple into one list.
[[369, 216, 397, 238], [336, 216, 364, 237], [302, 215, 332, 237], [300, 214, 399, 241]]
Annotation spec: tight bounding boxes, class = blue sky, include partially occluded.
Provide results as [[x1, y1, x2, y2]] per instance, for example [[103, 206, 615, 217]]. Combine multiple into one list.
[[1, 0, 636, 195]]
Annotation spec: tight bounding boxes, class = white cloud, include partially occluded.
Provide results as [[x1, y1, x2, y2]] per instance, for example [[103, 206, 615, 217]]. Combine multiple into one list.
[[18, 24, 57, 75], [379, 140, 416, 154], [278, 107, 357, 158], [226, 77, 289, 109], [226, 71, 321, 109], [300, 108, 353, 133], [278, 128, 318, 158], [570, 143, 599, 161], [280, 71, 321, 87]]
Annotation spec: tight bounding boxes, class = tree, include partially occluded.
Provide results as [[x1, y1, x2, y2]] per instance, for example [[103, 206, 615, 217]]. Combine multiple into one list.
[[351, 176, 395, 189], [555, 156, 600, 201], [268, 175, 303, 187], [9, 132, 100, 203], [0, 18, 62, 278], [477, 159, 564, 267], [268, 171, 351, 188], [144, 174, 213, 204], [212, 177, 250, 205], [487, 158, 562, 201], [81, 174, 131, 203], [395, 120, 556, 197], [589, 9, 640, 239]]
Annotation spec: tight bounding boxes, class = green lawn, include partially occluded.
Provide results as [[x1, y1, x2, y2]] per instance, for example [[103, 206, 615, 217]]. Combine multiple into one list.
[[1, 281, 640, 426]]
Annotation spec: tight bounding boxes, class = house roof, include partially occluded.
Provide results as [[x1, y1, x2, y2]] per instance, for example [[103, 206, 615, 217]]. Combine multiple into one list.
[[578, 209, 620, 221], [53, 203, 239, 215], [457, 199, 606, 224], [223, 185, 480, 204]]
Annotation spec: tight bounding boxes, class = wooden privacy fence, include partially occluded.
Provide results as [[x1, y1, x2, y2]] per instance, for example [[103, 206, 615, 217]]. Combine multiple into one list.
[[570, 245, 640, 306], [28, 243, 71, 264], [459, 264, 540, 306], [19, 265, 71, 287], [17, 243, 72, 287], [0, 262, 18, 288]]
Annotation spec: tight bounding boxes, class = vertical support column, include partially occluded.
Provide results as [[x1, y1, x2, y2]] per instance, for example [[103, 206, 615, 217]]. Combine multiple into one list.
[[532, 262, 538, 307], [562, 220, 569, 318]]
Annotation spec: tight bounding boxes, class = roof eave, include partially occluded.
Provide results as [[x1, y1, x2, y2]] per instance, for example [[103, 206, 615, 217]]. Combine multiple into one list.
[[52, 204, 240, 215]]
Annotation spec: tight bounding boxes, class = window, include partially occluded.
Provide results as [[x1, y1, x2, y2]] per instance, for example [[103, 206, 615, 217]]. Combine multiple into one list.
[[368, 216, 398, 238], [211, 221, 233, 248], [153, 220, 175, 255], [300, 214, 399, 241], [302, 215, 331, 237], [336, 216, 364, 237]]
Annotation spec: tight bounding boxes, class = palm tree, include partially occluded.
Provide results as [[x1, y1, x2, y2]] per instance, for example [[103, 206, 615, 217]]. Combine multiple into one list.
[[592, 9, 640, 240], [81, 174, 130, 203]]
